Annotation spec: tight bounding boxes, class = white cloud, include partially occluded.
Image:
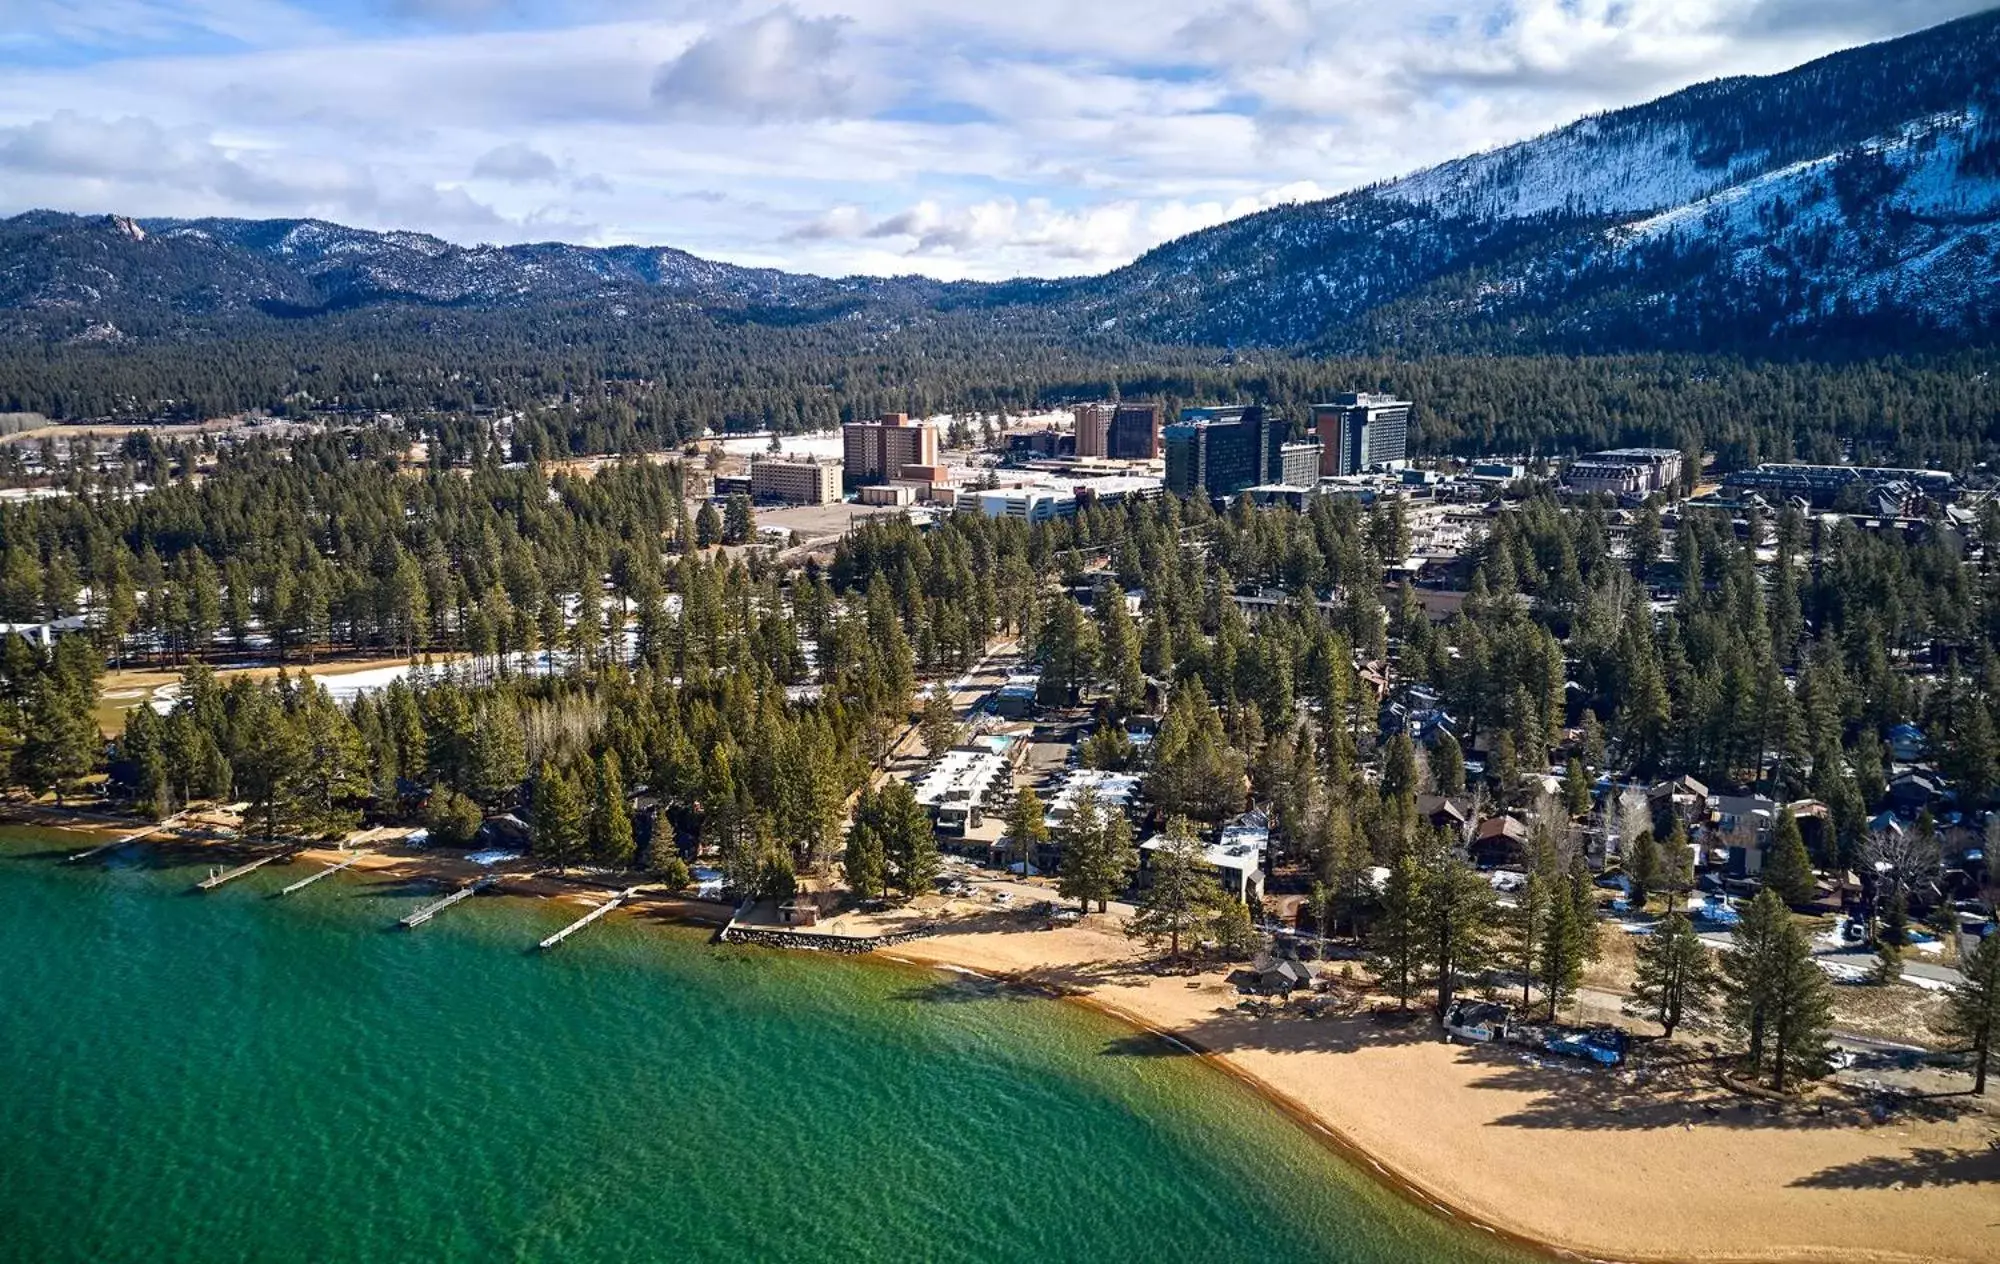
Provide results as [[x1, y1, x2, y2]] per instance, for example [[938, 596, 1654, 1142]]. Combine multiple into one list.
[[650, 6, 858, 123], [472, 140, 560, 184]]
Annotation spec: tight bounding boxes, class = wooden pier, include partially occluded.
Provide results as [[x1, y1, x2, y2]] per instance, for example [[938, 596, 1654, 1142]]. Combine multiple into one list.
[[537, 887, 643, 951], [194, 851, 286, 891], [64, 818, 179, 864], [279, 851, 372, 896], [400, 876, 496, 928]]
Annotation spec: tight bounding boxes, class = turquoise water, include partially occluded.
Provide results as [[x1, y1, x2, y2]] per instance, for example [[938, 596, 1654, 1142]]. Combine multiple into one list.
[[0, 830, 1531, 1263]]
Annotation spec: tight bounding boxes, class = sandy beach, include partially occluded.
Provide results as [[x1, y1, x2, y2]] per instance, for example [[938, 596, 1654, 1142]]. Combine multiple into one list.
[[882, 918, 2000, 1264], [21, 812, 1998, 1263]]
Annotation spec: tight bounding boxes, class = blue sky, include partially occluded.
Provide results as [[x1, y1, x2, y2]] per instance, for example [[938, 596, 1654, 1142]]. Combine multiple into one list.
[[0, 0, 1988, 278]]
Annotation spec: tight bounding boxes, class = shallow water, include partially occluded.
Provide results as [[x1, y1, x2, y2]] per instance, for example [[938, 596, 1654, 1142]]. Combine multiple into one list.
[[0, 829, 1532, 1263]]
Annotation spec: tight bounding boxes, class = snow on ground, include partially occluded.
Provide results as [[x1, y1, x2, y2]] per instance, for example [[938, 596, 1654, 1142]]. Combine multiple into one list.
[[718, 428, 843, 461]]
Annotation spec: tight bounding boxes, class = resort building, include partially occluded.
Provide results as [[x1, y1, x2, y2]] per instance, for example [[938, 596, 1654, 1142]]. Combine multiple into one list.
[[1164, 406, 1286, 499], [842, 412, 939, 489], [1563, 448, 1683, 499], [1110, 402, 1163, 460], [748, 456, 841, 505], [1073, 403, 1114, 458], [1313, 393, 1412, 476]]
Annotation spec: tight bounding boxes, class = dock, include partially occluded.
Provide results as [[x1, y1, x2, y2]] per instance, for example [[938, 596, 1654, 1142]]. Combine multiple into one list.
[[400, 876, 496, 928], [279, 851, 372, 896], [537, 887, 643, 951], [194, 851, 286, 891], [64, 818, 179, 864]]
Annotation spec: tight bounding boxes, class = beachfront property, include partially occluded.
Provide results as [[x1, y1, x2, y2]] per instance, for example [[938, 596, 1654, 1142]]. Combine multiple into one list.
[[1140, 810, 1268, 903], [911, 744, 1013, 835]]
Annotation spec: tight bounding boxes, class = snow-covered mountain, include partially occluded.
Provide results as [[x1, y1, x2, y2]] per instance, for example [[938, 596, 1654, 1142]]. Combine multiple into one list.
[[5, 7, 2000, 353]]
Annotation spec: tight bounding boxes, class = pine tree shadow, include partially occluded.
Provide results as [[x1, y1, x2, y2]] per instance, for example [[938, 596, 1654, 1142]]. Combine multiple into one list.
[[1461, 1047, 1987, 1133], [1791, 1144, 2000, 1189]]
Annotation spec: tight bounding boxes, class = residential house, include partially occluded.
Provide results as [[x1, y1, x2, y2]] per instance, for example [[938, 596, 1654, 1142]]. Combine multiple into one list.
[[1886, 723, 1927, 764], [1415, 794, 1471, 838], [1471, 815, 1531, 868], [1888, 771, 1944, 813]]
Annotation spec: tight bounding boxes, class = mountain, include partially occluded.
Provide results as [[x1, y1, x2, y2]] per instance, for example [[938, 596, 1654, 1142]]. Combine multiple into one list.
[[5, 7, 2000, 354]]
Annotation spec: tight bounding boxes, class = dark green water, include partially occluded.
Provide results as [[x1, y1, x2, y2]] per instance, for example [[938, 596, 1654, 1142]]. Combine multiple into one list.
[[0, 830, 1530, 1263]]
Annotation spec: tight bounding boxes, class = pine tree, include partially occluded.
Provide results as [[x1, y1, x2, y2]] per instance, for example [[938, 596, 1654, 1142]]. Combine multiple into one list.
[[468, 701, 526, 811], [1766, 908, 1834, 1091], [1538, 876, 1589, 1021], [1433, 731, 1465, 796], [1006, 785, 1051, 880], [589, 750, 636, 868], [1563, 757, 1592, 818], [723, 494, 755, 546], [1368, 842, 1425, 1010], [281, 686, 368, 838], [1943, 931, 2000, 1094], [1418, 828, 1494, 1019], [1660, 818, 1694, 912], [843, 817, 887, 900], [425, 787, 483, 848], [1626, 828, 1659, 911], [533, 762, 586, 873], [1877, 888, 1909, 983], [13, 673, 96, 805], [1630, 912, 1715, 1038], [919, 681, 961, 756], [1128, 816, 1222, 961], [694, 501, 722, 548], [1762, 805, 1815, 906], [875, 780, 939, 898], [1722, 888, 1787, 1075]]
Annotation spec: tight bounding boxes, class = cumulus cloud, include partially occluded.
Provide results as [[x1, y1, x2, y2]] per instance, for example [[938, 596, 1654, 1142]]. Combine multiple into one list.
[[0, 110, 503, 232], [650, 6, 856, 123], [471, 140, 560, 184], [792, 182, 1330, 270]]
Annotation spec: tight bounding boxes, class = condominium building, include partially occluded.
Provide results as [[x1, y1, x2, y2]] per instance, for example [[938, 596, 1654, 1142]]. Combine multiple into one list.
[[749, 456, 841, 506], [1313, 393, 1412, 476], [841, 412, 939, 489]]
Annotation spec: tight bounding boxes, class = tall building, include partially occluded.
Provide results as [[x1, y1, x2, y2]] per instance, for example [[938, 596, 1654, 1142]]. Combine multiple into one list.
[[1073, 404, 1113, 459], [841, 412, 939, 489], [1110, 402, 1162, 460], [1313, 392, 1412, 476], [1278, 439, 1322, 488], [1163, 406, 1286, 499], [749, 456, 841, 505]]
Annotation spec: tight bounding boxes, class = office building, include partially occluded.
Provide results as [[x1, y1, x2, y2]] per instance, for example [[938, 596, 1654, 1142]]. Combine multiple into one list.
[[841, 412, 938, 489], [748, 456, 841, 506], [1163, 406, 1286, 499], [1313, 393, 1412, 476], [1110, 402, 1162, 460], [1073, 404, 1114, 459]]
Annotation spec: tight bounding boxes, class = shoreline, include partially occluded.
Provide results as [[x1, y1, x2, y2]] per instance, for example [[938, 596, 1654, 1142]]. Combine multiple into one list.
[[16, 808, 1995, 1264]]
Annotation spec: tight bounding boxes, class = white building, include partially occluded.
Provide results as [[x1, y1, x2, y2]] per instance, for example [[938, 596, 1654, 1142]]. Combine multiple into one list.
[[910, 746, 1013, 835]]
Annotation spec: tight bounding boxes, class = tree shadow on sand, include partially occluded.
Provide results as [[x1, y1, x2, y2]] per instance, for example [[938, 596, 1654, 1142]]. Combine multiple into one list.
[[1457, 1046, 1988, 1133], [1791, 1144, 2000, 1189]]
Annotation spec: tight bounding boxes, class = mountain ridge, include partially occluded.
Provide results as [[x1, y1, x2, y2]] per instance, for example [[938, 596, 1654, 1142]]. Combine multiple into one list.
[[6, 6, 2000, 353]]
